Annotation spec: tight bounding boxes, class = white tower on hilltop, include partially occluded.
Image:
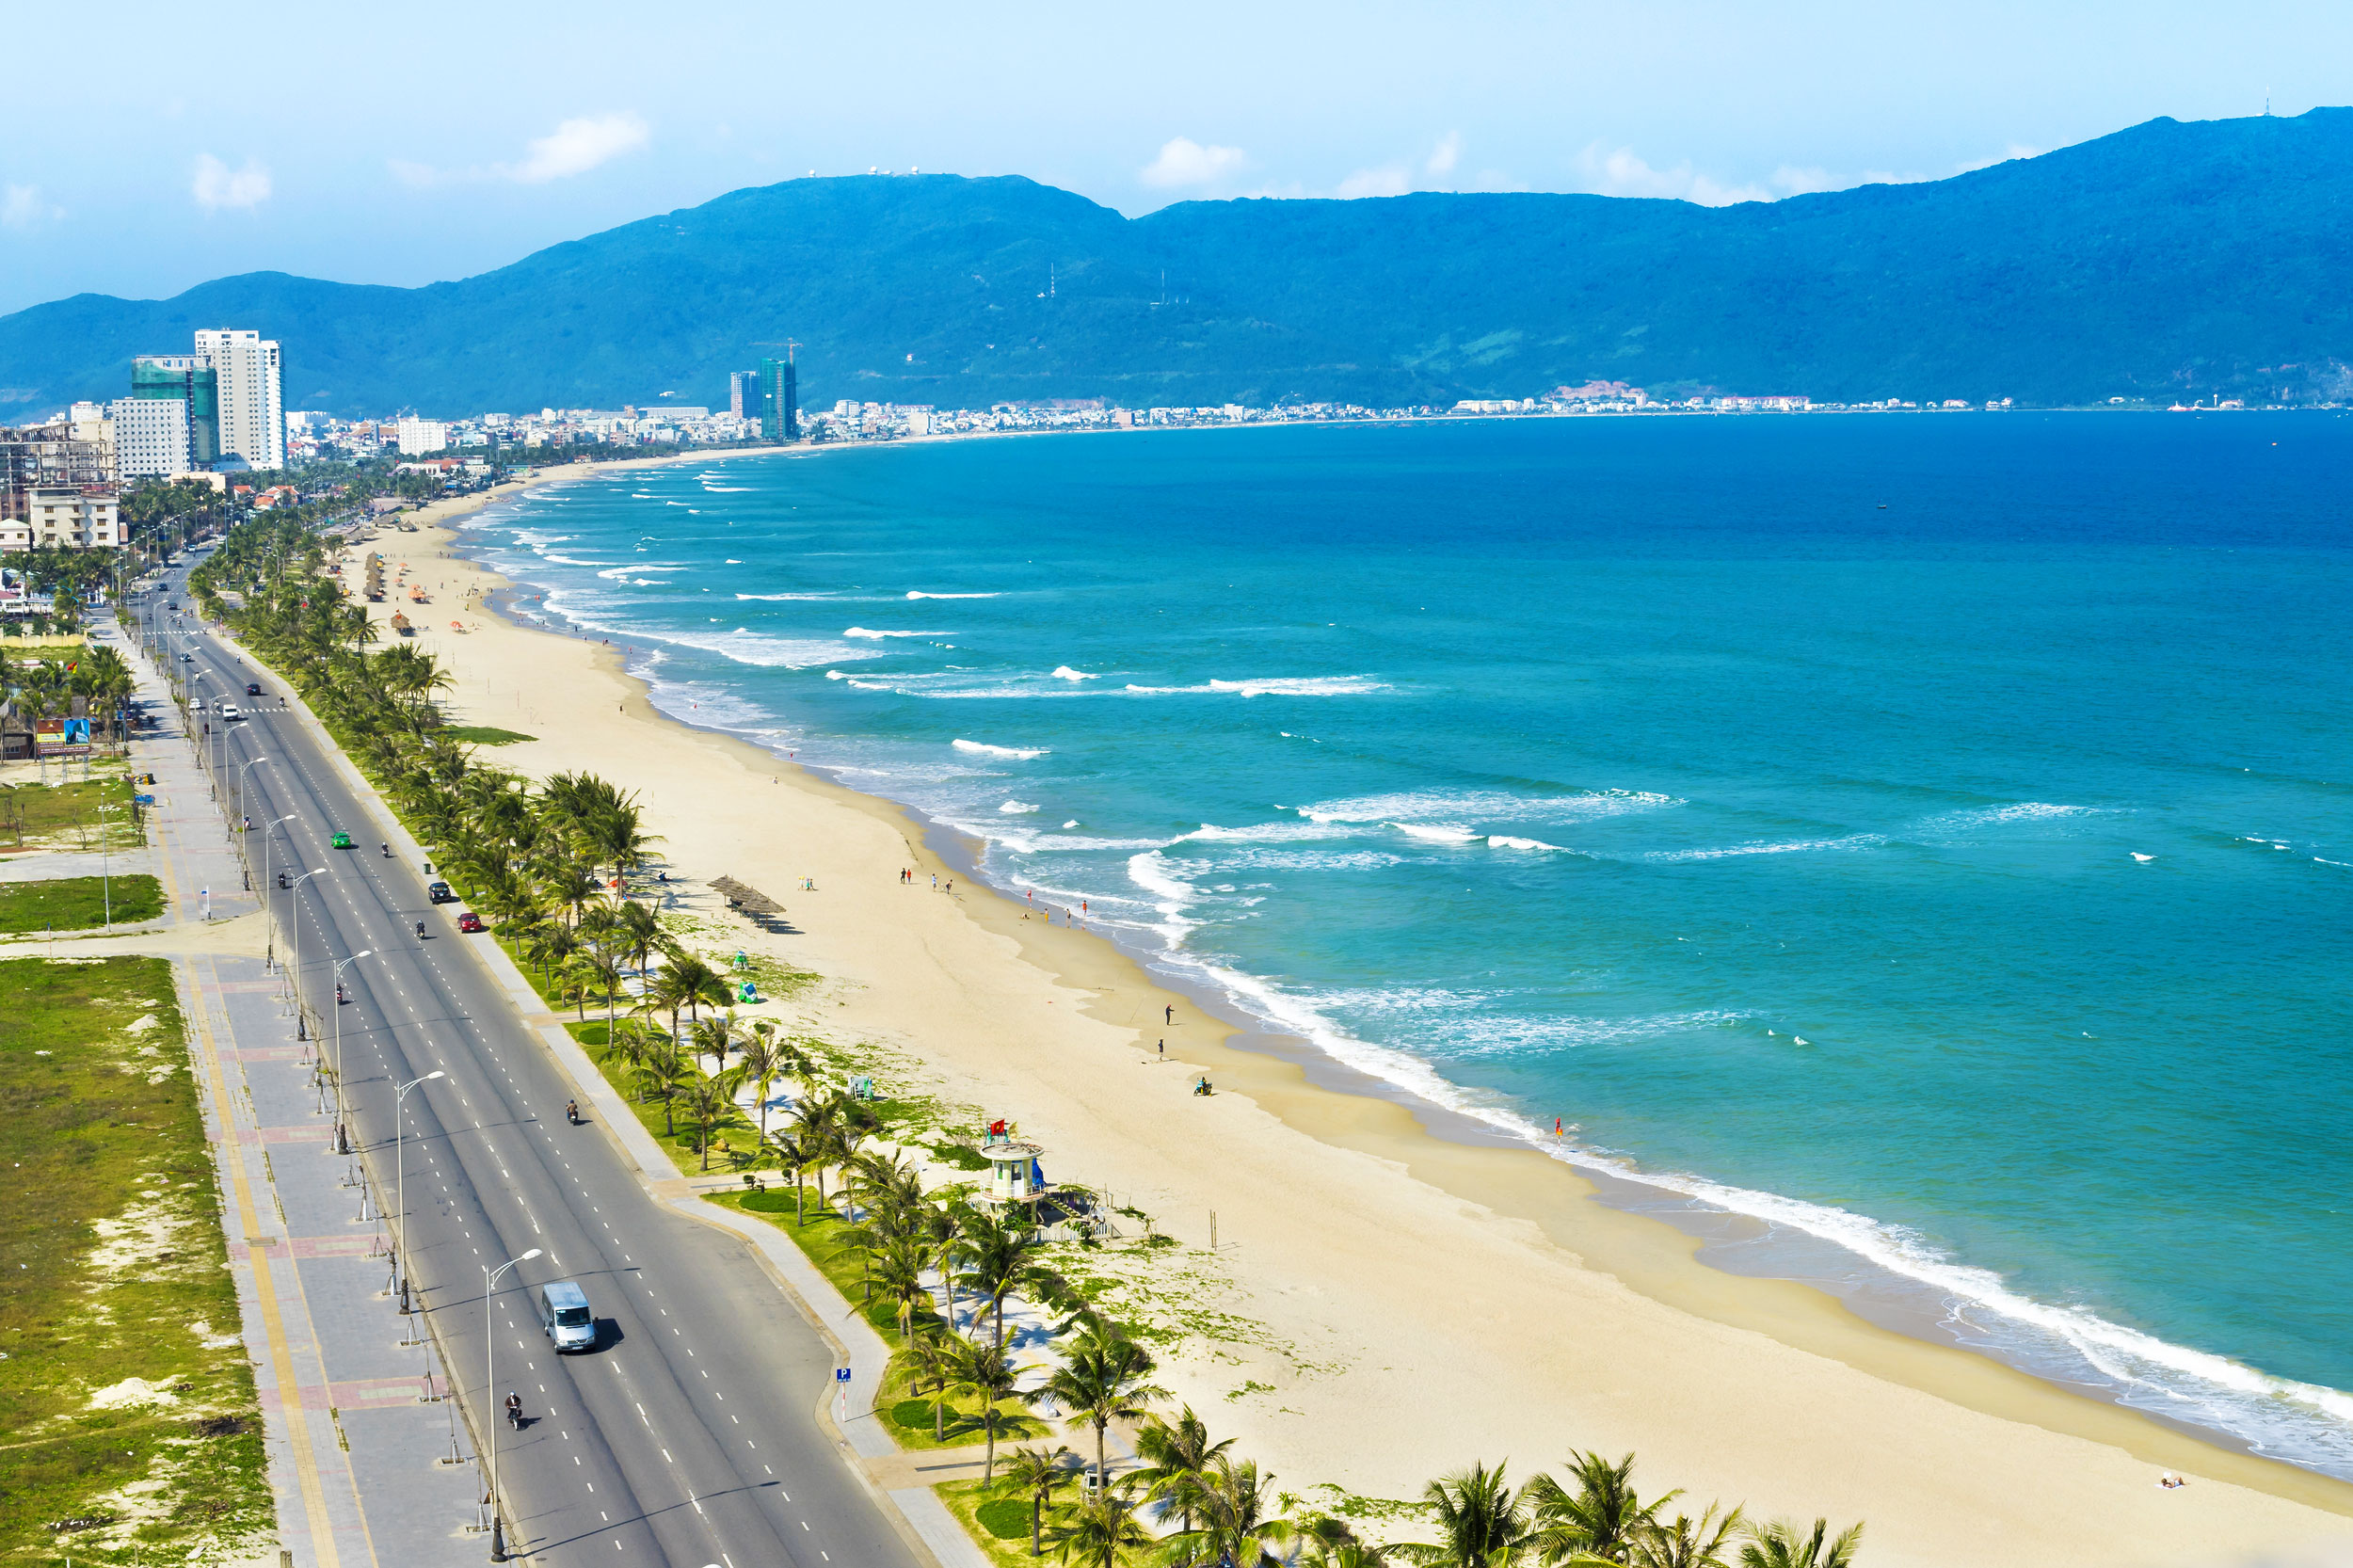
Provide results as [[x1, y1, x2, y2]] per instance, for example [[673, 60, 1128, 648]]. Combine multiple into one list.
[[195, 328, 285, 469]]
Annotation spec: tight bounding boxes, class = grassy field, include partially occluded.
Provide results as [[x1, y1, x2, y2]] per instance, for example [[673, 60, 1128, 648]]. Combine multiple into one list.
[[0, 955, 271, 1560], [0, 873, 166, 934], [0, 776, 142, 855], [440, 726, 536, 745], [939, 1477, 1064, 1567]]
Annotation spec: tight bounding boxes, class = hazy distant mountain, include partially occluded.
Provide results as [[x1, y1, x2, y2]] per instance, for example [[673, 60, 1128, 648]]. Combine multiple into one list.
[[7, 109, 2353, 419]]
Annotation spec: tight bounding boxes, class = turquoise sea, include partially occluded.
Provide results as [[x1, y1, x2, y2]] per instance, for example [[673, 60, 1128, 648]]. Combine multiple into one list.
[[463, 414, 2353, 1475]]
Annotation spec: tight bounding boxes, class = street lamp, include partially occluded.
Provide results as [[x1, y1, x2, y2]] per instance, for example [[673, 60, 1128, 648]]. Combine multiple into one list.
[[327, 949, 373, 1153], [231, 756, 271, 881], [257, 814, 298, 968], [392, 1070, 443, 1314], [483, 1246, 543, 1563], [285, 868, 328, 1038]]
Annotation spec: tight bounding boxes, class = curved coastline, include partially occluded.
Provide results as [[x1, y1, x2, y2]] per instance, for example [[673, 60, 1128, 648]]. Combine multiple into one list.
[[365, 455, 2353, 1560]]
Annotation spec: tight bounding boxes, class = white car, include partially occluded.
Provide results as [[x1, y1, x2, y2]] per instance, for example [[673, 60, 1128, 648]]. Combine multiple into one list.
[[220, 704, 244, 722]]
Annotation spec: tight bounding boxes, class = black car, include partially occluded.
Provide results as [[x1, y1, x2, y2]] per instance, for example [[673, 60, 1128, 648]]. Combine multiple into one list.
[[245, 682, 262, 696], [426, 881, 456, 904]]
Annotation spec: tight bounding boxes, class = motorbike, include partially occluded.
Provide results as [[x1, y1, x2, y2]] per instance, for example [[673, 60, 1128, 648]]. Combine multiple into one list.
[[380, 842, 390, 858], [415, 920, 426, 940], [566, 1101, 583, 1126], [276, 872, 289, 889]]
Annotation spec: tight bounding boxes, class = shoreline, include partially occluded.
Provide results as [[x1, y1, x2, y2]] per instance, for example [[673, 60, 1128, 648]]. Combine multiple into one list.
[[347, 466, 2353, 1563]]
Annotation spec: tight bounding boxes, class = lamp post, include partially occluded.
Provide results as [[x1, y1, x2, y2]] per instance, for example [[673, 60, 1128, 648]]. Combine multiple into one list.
[[392, 1070, 443, 1314], [483, 1247, 543, 1563], [286, 868, 327, 1037], [327, 949, 372, 1155], [230, 756, 270, 885], [258, 814, 297, 970]]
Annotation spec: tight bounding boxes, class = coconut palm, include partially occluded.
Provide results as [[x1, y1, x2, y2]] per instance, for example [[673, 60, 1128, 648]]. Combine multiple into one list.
[[874, 1240, 933, 1340], [1399, 1463, 1535, 1568], [1160, 1455, 1294, 1568], [1736, 1520, 1861, 1568], [1000, 1444, 1076, 1558], [632, 1046, 695, 1133], [1134, 1406, 1234, 1537], [681, 1075, 744, 1171], [1527, 1451, 1679, 1565], [1630, 1506, 1745, 1568], [1045, 1477, 1154, 1568], [956, 1209, 1048, 1352], [768, 1130, 815, 1224], [735, 1028, 796, 1141], [906, 1323, 959, 1442], [1042, 1329, 1169, 1492], [949, 1336, 1038, 1483]]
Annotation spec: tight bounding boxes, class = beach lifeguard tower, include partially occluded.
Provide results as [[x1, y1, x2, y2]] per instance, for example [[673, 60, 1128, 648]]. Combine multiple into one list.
[[981, 1138, 1048, 1208]]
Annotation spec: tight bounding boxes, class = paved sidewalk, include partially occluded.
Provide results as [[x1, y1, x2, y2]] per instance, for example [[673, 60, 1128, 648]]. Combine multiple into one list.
[[129, 626, 484, 1568]]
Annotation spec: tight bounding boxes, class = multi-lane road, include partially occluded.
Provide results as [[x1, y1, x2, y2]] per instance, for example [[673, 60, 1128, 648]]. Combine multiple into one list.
[[140, 557, 923, 1568]]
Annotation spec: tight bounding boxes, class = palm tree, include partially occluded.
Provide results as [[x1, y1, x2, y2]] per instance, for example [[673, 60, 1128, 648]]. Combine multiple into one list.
[[1527, 1451, 1678, 1564], [1134, 1406, 1233, 1537], [633, 1047, 694, 1133], [906, 1323, 959, 1442], [786, 1097, 843, 1212], [956, 1209, 1048, 1351], [1044, 1477, 1154, 1568], [1630, 1506, 1744, 1568], [1296, 1517, 1388, 1568], [1165, 1456, 1294, 1568], [949, 1336, 1038, 1482], [1399, 1463, 1535, 1568], [1000, 1444, 1075, 1558], [616, 898, 664, 977], [1041, 1329, 1169, 1491], [770, 1130, 815, 1225], [736, 1028, 796, 1141], [1736, 1520, 1861, 1568], [681, 1076, 744, 1171], [875, 1240, 933, 1340]]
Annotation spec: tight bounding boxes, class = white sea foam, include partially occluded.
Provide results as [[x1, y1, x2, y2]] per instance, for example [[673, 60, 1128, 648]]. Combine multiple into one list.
[[1392, 822, 1481, 845], [1174, 821, 1360, 845], [954, 739, 1049, 760], [1125, 675, 1389, 697], [1126, 851, 1201, 933], [1132, 952, 2353, 1475], [844, 627, 949, 639], [1302, 788, 1674, 826], [1487, 835, 1570, 852], [627, 628, 884, 668], [702, 485, 755, 492], [999, 800, 1041, 814], [597, 565, 691, 580], [738, 592, 865, 600], [1645, 832, 1887, 862], [907, 591, 1000, 599], [1051, 666, 1099, 681]]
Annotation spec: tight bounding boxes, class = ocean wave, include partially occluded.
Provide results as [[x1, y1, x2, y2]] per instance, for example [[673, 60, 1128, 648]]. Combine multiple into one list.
[[1392, 822, 1481, 845], [1138, 954, 2353, 1475], [597, 565, 692, 580], [1907, 801, 2116, 839], [620, 627, 885, 669], [701, 485, 755, 492], [844, 627, 950, 639], [1174, 821, 1361, 845], [953, 739, 1049, 760], [1127, 850, 1200, 909], [1301, 787, 1675, 825], [1487, 835, 1571, 852], [999, 800, 1041, 814], [1051, 666, 1098, 681], [907, 591, 1000, 599], [1125, 676, 1389, 697], [1643, 833, 1887, 862]]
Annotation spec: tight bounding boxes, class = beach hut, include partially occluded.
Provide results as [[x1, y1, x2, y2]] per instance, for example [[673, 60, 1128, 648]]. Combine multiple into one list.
[[981, 1138, 1048, 1207]]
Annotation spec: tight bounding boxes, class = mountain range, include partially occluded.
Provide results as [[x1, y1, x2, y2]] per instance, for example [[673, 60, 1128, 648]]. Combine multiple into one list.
[[5, 108, 2353, 420]]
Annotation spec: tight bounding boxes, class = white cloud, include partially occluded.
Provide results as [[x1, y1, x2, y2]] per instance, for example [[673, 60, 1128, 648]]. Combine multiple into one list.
[[387, 113, 650, 189], [192, 154, 271, 212], [1425, 131, 1464, 178], [1336, 165, 1411, 200], [507, 112, 649, 183], [2, 184, 60, 230], [1577, 144, 1933, 206], [1141, 137, 1249, 190]]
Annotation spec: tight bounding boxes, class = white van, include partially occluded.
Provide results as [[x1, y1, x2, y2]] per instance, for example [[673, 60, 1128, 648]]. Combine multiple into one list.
[[536, 1281, 595, 1352]]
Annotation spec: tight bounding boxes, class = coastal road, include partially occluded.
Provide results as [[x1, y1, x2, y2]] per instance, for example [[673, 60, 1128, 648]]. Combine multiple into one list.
[[142, 562, 922, 1568]]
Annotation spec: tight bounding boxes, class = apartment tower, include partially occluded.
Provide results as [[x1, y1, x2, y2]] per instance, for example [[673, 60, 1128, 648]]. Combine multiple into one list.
[[194, 328, 285, 469]]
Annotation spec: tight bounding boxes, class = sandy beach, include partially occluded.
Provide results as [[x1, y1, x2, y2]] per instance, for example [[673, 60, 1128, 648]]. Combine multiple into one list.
[[320, 463, 2353, 1566]]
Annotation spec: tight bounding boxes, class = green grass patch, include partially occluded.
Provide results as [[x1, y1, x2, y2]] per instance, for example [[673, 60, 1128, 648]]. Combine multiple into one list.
[[974, 1496, 1032, 1539], [937, 1479, 1058, 1568], [0, 776, 142, 854], [567, 1020, 776, 1174], [0, 873, 165, 934], [440, 725, 536, 745], [0, 955, 271, 1560]]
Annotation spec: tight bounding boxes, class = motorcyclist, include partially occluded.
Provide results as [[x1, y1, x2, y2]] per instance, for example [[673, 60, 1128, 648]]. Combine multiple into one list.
[[566, 1099, 580, 1125], [380, 841, 390, 857], [504, 1391, 521, 1428], [415, 920, 426, 939]]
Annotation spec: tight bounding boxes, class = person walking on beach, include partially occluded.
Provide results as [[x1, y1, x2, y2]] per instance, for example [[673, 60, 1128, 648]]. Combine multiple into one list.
[[931, 873, 938, 890], [1165, 1003, 1175, 1025]]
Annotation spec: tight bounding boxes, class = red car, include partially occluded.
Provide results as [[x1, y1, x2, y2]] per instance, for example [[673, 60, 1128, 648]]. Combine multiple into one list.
[[456, 912, 487, 934]]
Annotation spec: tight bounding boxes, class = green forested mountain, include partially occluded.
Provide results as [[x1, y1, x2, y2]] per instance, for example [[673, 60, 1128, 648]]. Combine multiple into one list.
[[7, 108, 2353, 418]]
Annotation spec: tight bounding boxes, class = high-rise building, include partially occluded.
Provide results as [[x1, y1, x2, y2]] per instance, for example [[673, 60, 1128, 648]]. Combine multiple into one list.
[[728, 370, 760, 420], [131, 356, 219, 467], [395, 418, 448, 456], [757, 358, 798, 442], [111, 396, 191, 477], [194, 328, 285, 469]]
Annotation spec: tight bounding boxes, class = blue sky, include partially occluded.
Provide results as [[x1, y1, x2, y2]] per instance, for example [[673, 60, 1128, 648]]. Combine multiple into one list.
[[0, 0, 2343, 315]]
